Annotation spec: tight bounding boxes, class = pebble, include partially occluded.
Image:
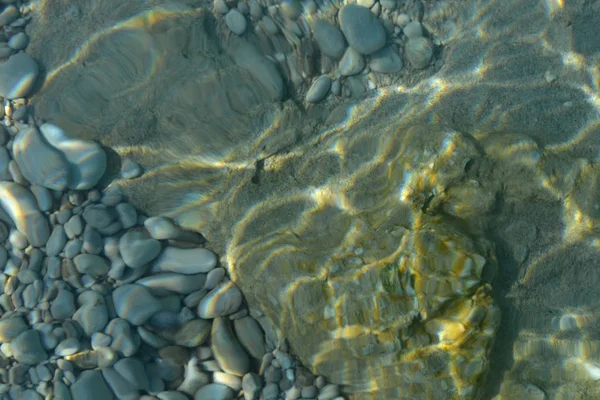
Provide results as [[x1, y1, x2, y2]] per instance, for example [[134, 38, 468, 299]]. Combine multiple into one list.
[[306, 75, 331, 103], [339, 4, 386, 55], [7, 32, 28, 50], [338, 47, 365, 76], [50, 287, 76, 320], [119, 230, 162, 269], [120, 157, 142, 179], [0, 182, 49, 247], [369, 45, 403, 73], [211, 317, 251, 376], [405, 37, 434, 69], [0, 5, 19, 26], [12, 126, 70, 191], [194, 383, 235, 400], [280, 0, 302, 20], [38, 123, 107, 190], [197, 280, 243, 319], [242, 372, 262, 400], [70, 370, 114, 400], [0, 316, 27, 341], [73, 253, 110, 277], [380, 0, 396, 9], [260, 15, 278, 35], [226, 9, 247, 35], [313, 20, 346, 59], [115, 202, 138, 229], [233, 316, 267, 360], [214, 0, 229, 14], [153, 247, 217, 274], [46, 225, 67, 256], [72, 290, 109, 336], [10, 329, 47, 364], [105, 319, 140, 357], [30, 185, 53, 212], [0, 52, 38, 99], [82, 204, 114, 229], [113, 357, 150, 391], [137, 273, 207, 295], [102, 366, 140, 399], [113, 284, 163, 326], [55, 337, 80, 356], [403, 21, 423, 39]]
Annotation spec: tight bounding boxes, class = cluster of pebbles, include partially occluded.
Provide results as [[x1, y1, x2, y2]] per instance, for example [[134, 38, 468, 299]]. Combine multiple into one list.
[[0, 1, 347, 400], [213, 0, 436, 103]]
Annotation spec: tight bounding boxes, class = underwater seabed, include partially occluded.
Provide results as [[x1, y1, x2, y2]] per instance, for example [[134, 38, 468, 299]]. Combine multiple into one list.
[[22, 0, 600, 398]]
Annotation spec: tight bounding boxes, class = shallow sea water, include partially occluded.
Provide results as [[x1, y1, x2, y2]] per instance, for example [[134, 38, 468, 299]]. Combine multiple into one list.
[[9, 0, 600, 398]]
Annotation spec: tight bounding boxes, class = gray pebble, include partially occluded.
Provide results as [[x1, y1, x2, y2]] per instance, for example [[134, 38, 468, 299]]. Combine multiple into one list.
[[82, 204, 113, 229], [403, 21, 423, 39], [73, 254, 110, 277], [0, 52, 38, 99], [225, 9, 247, 35], [70, 370, 114, 400], [83, 228, 103, 254], [380, 0, 396, 9], [0, 316, 27, 341], [120, 157, 142, 179], [405, 37, 433, 69], [211, 317, 250, 377], [339, 4, 386, 55], [369, 45, 403, 73], [46, 225, 67, 256], [114, 357, 150, 391], [233, 316, 267, 360], [115, 202, 138, 229], [113, 284, 163, 326], [50, 288, 76, 320], [105, 318, 140, 357], [29, 185, 53, 212], [72, 290, 109, 336], [64, 238, 83, 258], [10, 329, 47, 364], [313, 20, 346, 59], [197, 280, 243, 319], [55, 337, 80, 356], [119, 230, 161, 269], [193, 383, 235, 400], [306, 75, 331, 103], [0, 5, 18, 26]]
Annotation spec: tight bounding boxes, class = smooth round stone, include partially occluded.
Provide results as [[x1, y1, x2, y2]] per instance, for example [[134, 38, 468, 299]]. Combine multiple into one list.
[[91, 332, 112, 349], [8, 32, 28, 50], [405, 37, 434, 69], [158, 391, 189, 400], [73, 254, 110, 277], [306, 76, 331, 103], [55, 337, 80, 356], [50, 288, 76, 320], [120, 158, 142, 179], [233, 316, 267, 360], [211, 317, 251, 377], [380, 0, 396, 9], [0, 316, 27, 342], [136, 273, 207, 295], [30, 185, 53, 212], [113, 357, 149, 391], [197, 280, 243, 319], [152, 247, 217, 274], [260, 15, 278, 35], [64, 239, 83, 258], [119, 230, 161, 269], [9, 229, 28, 249], [369, 45, 403, 73], [313, 20, 346, 59], [143, 216, 181, 240], [73, 291, 109, 336], [0, 182, 50, 247], [70, 370, 114, 400], [82, 205, 114, 229], [64, 214, 83, 238], [403, 21, 423, 39], [204, 267, 225, 290], [172, 319, 211, 348], [225, 9, 247, 35], [12, 126, 70, 191], [46, 225, 67, 256], [339, 4, 386, 55], [338, 47, 365, 76], [0, 52, 38, 99], [280, 0, 302, 19], [102, 367, 139, 399], [83, 229, 103, 254], [194, 383, 235, 400], [357, 0, 376, 7], [105, 319, 140, 357], [115, 202, 137, 229], [250, 0, 262, 19], [0, 5, 18, 26], [113, 284, 163, 326], [39, 123, 107, 190], [214, 0, 229, 14], [10, 329, 47, 364]]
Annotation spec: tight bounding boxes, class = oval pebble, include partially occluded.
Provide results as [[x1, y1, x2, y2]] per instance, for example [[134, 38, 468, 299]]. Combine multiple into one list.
[[152, 247, 217, 274], [339, 4, 386, 55], [211, 317, 251, 376], [194, 383, 235, 400], [403, 21, 423, 39], [197, 280, 243, 319], [306, 76, 331, 103], [137, 273, 207, 295], [73, 254, 110, 277], [46, 225, 67, 256], [39, 123, 107, 190], [405, 37, 434, 69], [119, 230, 162, 269], [0, 182, 50, 247], [313, 20, 346, 59], [8, 32, 28, 50], [225, 9, 247, 35], [0, 52, 39, 99], [10, 329, 47, 364], [369, 45, 403, 73], [113, 284, 163, 326], [12, 126, 70, 191], [338, 47, 365, 76]]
